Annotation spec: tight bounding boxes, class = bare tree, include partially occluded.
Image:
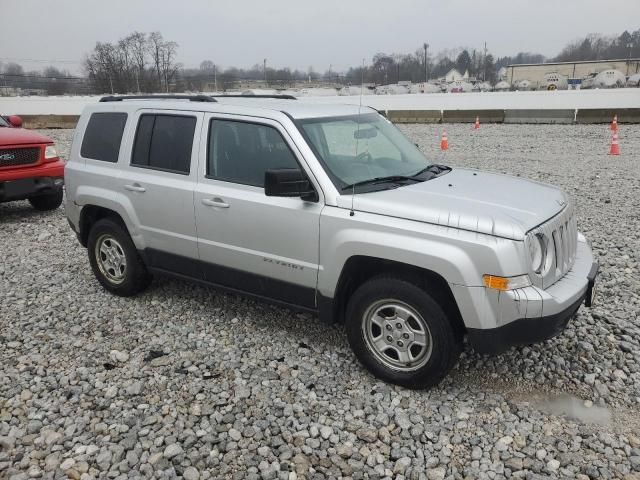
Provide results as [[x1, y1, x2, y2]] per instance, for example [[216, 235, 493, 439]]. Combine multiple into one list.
[[127, 32, 148, 92], [84, 31, 180, 93], [160, 40, 180, 92], [148, 32, 165, 91], [200, 60, 215, 71], [3, 62, 24, 76]]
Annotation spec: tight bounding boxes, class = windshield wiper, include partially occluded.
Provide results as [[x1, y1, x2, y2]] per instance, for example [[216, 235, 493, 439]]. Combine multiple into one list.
[[341, 175, 420, 191], [410, 164, 451, 178]]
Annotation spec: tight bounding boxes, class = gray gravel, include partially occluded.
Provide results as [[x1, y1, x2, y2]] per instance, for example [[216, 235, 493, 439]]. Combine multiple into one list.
[[1, 124, 640, 479]]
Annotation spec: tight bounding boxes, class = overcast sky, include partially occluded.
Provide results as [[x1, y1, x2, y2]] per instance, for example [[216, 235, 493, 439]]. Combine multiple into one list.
[[1, 0, 639, 74]]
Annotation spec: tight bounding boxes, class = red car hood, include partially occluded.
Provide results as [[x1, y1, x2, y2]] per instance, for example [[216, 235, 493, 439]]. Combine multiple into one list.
[[0, 127, 53, 146]]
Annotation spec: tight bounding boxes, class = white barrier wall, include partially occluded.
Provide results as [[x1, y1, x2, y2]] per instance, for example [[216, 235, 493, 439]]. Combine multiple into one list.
[[302, 89, 640, 111], [1, 89, 639, 115]]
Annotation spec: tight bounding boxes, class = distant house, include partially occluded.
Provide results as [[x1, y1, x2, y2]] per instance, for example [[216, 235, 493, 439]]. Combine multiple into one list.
[[444, 68, 464, 82]]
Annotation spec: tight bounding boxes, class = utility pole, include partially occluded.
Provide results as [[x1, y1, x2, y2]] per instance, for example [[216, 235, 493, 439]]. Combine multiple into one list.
[[263, 58, 267, 84], [214, 64, 217, 91], [483, 42, 487, 82], [628, 43, 633, 76], [423, 43, 429, 82]]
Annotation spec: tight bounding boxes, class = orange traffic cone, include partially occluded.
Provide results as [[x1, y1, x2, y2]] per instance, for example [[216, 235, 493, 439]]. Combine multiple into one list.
[[474, 116, 480, 130], [609, 131, 620, 156], [440, 130, 449, 151], [610, 114, 618, 132]]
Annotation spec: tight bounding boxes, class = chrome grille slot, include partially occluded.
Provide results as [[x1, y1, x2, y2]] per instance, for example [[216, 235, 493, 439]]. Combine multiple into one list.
[[527, 200, 578, 290]]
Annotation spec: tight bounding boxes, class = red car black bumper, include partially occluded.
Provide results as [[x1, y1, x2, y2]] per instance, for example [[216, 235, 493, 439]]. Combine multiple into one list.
[[0, 159, 64, 202]]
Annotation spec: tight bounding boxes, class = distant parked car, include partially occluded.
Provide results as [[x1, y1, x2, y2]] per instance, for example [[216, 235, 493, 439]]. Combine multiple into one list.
[[580, 73, 597, 90], [544, 72, 568, 90], [593, 70, 626, 88], [516, 79, 532, 91], [626, 73, 640, 87], [0, 115, 64, 210], [446, 80, 473, 93]]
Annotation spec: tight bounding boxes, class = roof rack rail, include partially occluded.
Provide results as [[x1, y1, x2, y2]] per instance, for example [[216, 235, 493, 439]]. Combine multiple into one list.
[[99, 95, 217, 103], [210, 94, 297, 100]]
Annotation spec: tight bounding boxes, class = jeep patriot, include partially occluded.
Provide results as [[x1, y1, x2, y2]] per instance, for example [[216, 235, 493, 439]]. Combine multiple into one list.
[[65, 95, 598, 388]]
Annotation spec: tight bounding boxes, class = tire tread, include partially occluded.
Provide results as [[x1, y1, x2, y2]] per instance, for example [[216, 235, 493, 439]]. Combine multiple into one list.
[[345, 274, 461, 389]]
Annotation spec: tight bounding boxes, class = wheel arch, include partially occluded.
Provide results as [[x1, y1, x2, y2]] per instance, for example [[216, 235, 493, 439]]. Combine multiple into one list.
[[79, 205, 129, 247], [320, 255, 466, 337]]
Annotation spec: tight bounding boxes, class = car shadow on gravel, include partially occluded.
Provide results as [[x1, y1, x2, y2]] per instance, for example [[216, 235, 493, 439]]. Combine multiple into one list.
[[147, 273, 348, 346], [0, 200, 62, 222], [146, 273, 586, 401]]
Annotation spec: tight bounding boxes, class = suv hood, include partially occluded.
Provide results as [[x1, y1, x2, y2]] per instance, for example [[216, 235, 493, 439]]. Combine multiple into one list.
[[0, 127, 53, 146], [337, 168, 568, 240]]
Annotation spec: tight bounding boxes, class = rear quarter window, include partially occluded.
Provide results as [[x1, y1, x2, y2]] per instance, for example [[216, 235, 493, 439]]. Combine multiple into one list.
[[80, 112, 128, 162]]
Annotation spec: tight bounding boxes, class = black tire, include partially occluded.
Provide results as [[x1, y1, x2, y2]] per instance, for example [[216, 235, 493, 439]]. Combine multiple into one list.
[[345, 275, 462, 389], [28, 190, 63, 211], [87, 218, 152, 296]]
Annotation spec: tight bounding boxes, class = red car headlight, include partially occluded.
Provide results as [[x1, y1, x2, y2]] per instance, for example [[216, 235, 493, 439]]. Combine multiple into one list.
[[44, 145, 59, 162]]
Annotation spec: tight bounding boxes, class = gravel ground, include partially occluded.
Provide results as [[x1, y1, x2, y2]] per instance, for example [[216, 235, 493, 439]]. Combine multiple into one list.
[[1, 124, 639, 480]]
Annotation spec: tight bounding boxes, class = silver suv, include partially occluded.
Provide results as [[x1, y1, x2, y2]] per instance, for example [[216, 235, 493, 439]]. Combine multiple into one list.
[[65, 95, 598, 388]]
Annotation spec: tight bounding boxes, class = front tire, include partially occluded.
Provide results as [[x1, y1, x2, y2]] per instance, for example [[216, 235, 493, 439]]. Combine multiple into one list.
[[345, 276, 462, 389], [87, 218, 152, 296], [29, 190, 63, 211]]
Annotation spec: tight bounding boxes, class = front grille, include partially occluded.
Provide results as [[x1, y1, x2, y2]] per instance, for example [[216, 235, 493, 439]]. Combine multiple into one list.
[[0, 147, 41, 168], [528, 201, 578, 289]]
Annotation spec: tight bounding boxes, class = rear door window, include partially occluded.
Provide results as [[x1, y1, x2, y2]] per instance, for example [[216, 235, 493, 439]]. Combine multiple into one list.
[[81, 112, 128, 162], [131, 114, 196, 174]]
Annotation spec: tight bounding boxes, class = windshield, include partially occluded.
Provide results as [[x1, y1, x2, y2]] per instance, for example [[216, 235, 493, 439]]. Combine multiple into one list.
[[0, 116, 9, 127], [299, 113, 432, 190]]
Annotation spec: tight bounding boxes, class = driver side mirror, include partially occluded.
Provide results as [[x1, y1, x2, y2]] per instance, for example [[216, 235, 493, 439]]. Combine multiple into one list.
[[7, 115, 23, 128], [264, 168, 318, 202]]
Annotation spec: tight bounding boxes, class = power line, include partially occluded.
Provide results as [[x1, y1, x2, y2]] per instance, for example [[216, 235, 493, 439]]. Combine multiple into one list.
[[0, 73, 87, 81], [0, 57, 81, 65]]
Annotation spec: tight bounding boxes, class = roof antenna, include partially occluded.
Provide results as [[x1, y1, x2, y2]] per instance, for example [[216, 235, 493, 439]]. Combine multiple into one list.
[[350, 58, 366, 217]]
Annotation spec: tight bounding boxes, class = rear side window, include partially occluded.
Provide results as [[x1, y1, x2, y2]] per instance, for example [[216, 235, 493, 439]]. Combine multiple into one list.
[[131, 114, 196, 174], [81, 112, 127, 162]]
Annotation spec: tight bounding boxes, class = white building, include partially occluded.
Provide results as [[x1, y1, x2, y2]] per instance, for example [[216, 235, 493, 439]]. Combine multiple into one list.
[[443, 69, 463, 82]]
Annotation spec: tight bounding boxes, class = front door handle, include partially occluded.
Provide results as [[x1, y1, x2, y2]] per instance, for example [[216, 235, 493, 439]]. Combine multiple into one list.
[[201, 197, 230, 208], [124, 184, 146, 193]]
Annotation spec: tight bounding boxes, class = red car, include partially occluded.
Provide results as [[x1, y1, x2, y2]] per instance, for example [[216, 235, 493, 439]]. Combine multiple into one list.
[[0, 115, 64, 210]]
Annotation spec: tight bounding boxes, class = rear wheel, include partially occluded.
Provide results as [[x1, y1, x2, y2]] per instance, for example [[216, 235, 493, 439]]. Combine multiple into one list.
[[29, 190, 63, 211], [345, 276, 462, 389], [87, 218, 152, 296]]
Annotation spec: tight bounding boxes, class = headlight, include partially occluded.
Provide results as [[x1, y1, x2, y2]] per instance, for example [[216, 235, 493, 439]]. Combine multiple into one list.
[[44, 145, 58, 160], [529, 234, 545, 273]]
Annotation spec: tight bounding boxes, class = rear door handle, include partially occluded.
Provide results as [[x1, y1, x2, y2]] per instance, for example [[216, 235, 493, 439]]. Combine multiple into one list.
[[124, 184, 146, 193], [201, 197, 230, 208]]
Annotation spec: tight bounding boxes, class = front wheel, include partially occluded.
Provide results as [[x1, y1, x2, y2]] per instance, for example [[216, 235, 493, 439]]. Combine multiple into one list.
[[29, 190, 63, 211], [345, 276, 462, 389]]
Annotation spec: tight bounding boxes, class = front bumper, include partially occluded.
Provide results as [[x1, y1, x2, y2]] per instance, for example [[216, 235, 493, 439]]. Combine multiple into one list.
[[0, 159, 65, 202], [0, 176, 64, 202], [466, 238, 598, 355]]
